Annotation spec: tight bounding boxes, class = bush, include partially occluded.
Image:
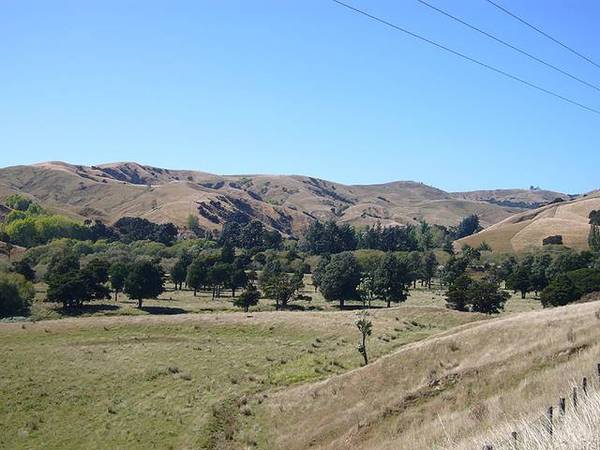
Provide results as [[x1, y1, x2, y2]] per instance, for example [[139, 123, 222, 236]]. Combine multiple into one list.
[[0, 272, 35, 318], [566, 268, 600, 295], [543, 235, 563, 246], [540, 274, 581, 307]]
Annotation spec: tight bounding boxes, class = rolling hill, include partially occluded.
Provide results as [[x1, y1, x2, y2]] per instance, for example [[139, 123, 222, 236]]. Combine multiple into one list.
[[257, 300, 600, 449], [456, 192, 600, 253], [0, 161, 570, 236]]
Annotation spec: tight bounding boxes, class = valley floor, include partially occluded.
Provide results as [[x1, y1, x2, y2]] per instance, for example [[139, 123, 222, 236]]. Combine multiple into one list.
[[2, 280, 569, 450]]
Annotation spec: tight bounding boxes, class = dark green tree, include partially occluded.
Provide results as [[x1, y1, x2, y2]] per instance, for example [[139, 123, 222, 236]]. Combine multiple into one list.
[[170, 255, 190, 290], [11, 260, 36, 282], [422, 252, 438, 289], [506, 266, 532, 298], [229, 268, 248, 297], [233, 285, 261, 312], [540, 274, 581, 307], [445, 274, 472, 312], [467, 279, 509, 314], [453, 214, 482, 239], [208, 263, 232, 299], [109, 262, 129, 301], [374, 253, 410, 308], [124, 260, 165, 308], [0, 273, 35, 318], [186, 259, 208, 296], [318, 252, 361, 309]]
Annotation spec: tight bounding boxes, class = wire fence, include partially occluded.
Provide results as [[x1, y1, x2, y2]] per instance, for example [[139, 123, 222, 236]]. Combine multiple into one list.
[[482, 364, 600, 449]]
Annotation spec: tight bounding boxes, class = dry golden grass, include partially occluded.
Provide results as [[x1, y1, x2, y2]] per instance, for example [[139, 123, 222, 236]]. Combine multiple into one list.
[[0, 162, 541, 232], [255, 300, 600, 449], [458, 193, 600, 253]]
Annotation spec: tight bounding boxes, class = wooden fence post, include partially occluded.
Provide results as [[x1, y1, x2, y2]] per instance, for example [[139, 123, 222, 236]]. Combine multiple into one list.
[[573, 386, 578, 409], [559, 397, 566, 415], [583, 377, 588, 396], [546, 406, 553, 436]]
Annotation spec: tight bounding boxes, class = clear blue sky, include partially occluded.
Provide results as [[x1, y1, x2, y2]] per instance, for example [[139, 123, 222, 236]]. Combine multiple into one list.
[[1, 1, 599, 193]]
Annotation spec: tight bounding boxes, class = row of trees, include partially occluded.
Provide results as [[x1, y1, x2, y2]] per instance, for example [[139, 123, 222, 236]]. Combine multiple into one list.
[[300, 216, 480, 256], [43, 252, 165, 309]]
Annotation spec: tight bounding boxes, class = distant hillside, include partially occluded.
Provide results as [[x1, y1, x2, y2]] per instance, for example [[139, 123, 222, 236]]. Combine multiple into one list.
[[0, 161, 571, 236], [457, 192, 600, 252], [452, 188, 572, 209]]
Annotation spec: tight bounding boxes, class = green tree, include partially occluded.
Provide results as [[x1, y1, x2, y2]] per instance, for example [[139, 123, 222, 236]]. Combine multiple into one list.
[[233, 285, 261, 312], [170, 255, 190, 290], [318, 252, 361, 309], [355, 311, 372, 366], [5, 194, 34, 211], [109, 262, 129, 301], [124, 260, 165, 308], [375, 253, 410, 308], [467, 279, 509, 314], [208, 263, 231, 299], [0, 272, 35, 318], [540, 274, 581, 307], [186, 259, 208, 296], [453, 214, 482, 239], [11, 260, 35, 281], [445, 274, 471, 312], [229, 268, 248, 297], [311, 255, 330, 292], [220, 242, 235, 264], [506, 266, 532, 298], [422, 252, 437, 289], [261, 273, 298, 310], [589, 225, 600, 252]]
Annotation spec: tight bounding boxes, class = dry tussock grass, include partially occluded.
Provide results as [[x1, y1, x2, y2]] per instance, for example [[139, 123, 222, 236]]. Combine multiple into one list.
[[257, 301, 600, 449]]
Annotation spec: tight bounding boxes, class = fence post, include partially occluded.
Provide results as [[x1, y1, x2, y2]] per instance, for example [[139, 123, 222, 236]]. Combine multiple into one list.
[[511, 431, 518, 446], [573, 386, 578, 409], [583, 377, 588, 396], [546, 406, 553, 436], [559, 397, 566, 415]]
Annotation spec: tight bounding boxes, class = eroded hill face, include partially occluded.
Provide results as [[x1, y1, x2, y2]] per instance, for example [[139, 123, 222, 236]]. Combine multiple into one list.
[[456, 193, 600, 252], [0, 161, 570, 236]]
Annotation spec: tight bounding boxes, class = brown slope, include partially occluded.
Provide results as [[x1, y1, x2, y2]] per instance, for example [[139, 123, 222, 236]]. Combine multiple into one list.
[[456, 192, 600, 252], [452, 188, 573, 209], [0, 161, 563, 236], [257, 301, 600, 450]]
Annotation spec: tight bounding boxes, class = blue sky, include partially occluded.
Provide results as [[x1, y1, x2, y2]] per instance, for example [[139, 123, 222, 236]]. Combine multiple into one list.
[[1, 1, 598, 193]]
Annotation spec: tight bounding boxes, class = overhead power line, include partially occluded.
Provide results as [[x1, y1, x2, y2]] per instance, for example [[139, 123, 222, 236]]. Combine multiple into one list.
[[416, 0, 600, 93], [485, 0, 600, 71], [331, 0, 600, 116]]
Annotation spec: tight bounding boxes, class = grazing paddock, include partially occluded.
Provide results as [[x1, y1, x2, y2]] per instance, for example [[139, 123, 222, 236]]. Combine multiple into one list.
[[0, 305, 481, 449]]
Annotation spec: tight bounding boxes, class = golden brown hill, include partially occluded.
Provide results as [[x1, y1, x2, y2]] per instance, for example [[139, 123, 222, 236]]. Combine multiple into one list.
[[0, 161, 569, 236], [456, 192, 600, 252]]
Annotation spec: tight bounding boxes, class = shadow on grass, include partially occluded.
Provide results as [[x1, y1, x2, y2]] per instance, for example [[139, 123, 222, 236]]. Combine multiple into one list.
[[338, 304, 388, 310], [139, 306, 188, 315], [58, 303, 120, 317]]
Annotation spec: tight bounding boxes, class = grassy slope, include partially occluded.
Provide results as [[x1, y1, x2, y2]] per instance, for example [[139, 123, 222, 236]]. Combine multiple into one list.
[[457, 193, 600, 253], [258, 300, 600, 449], [0, 299, 482, 450]]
